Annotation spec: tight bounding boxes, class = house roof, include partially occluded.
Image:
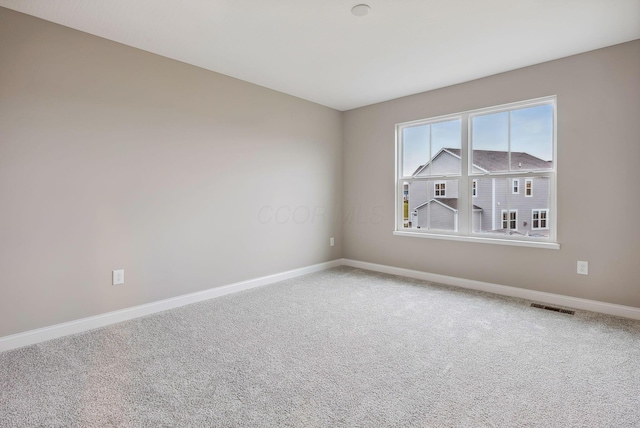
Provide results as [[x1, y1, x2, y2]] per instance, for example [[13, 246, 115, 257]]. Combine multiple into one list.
[[415, 198, 482, 211], [412, 148, 462, 176], [447, 148, 551, 172], [412, 148, 551, 176], [437, 198, 460, 210]]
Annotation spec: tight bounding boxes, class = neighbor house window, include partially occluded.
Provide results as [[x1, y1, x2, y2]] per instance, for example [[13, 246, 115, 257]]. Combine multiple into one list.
[[395, 96, 557, 248], [502, 210, 518, 230], [532, 209, 548, 229]]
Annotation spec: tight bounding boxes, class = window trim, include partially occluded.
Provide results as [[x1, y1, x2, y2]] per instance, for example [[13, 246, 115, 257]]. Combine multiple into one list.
[[512, 178, 519, 194], [472, 179, 477, 197], [501, 209, 518, 231], [434, 181, 446, 197], [525, 179, 533, 197], [392, 230, 559, 249], [532, 209, 549, 230], [395, 95, 557, 249]]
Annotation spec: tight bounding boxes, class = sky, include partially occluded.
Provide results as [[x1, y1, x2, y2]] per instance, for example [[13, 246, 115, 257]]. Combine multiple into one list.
[[402, 104, 553, 176]]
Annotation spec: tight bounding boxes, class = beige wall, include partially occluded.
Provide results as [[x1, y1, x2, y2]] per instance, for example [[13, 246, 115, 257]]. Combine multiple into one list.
[[1, 7, 639, 339], [0, 8, 343, 337], [343, 40, 640, 308]]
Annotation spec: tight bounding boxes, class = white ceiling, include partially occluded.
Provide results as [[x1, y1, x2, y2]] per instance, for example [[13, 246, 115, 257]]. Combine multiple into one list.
[[1, 0, 639, 111]]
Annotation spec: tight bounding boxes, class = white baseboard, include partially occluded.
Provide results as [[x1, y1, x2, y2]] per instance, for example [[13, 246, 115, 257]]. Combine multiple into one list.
[[3, 257, 638, 353], [0, 259, 342, 353], [341, 259, 640, 320]]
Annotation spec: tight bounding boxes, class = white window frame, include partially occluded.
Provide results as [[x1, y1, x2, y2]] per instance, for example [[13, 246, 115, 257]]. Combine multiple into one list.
[[532, 209, 549, 230], [525, 179, 533, 197], [512, 178, 519, 194], [472, 179, 477, 197], [501, 209, 518, 230], [434, 181, 446, 197], [394, 96, 558, 249]]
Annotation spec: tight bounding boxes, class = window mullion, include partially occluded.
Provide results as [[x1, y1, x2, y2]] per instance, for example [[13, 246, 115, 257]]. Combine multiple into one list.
[[428, 124, 432, 176], [458, 114, 470, 235], [508, 110, 512, 172]]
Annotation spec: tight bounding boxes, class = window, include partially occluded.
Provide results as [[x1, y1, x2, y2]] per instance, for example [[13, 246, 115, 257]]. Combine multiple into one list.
[[396, 96, 557, 248], [501, 210, 517, 230], [399, 118, 462, 231], [532, 209, 548, 229]]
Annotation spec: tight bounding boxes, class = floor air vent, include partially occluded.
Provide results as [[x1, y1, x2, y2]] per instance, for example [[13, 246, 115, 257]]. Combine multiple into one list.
[[530, 303, 575, 315]]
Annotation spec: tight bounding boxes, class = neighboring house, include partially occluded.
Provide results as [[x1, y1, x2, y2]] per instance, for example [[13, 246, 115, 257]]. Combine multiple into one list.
[[413, 198, 483, 232], [407, 148, 551, 237]]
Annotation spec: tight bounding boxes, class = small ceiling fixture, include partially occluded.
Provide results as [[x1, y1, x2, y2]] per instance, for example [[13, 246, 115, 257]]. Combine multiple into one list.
[[351, 4, 371, 17]]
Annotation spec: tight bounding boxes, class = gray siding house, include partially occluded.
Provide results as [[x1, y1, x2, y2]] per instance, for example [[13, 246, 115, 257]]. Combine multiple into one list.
[[407, 148, 551, 237]]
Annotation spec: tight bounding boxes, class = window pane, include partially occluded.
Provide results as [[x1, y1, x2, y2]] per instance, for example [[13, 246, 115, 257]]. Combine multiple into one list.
[[472, 176, 551, 238], [404, 179, 458, 231], [472, 105, 554, 174], [403, 119, 461, 177], [510, 104, 553, 171], [471, 178, 509, 235], [402, 124, 430, 176], [430, 119, 461, 175], [530, 178, 550, 238], [471, 111, 508, 173]]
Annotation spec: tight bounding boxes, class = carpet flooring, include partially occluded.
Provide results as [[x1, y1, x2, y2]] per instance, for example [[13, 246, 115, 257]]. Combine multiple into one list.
[[1, 266, 639, 427]]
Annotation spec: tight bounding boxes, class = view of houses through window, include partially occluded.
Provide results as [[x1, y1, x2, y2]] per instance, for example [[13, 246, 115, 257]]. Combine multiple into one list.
[[397, 97, 556, 243]]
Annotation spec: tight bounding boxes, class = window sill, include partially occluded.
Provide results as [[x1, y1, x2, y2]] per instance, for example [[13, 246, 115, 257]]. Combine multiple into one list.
[[392, 230, 560, 250]]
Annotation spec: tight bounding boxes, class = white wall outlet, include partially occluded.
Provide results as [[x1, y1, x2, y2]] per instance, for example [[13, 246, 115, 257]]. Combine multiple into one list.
[[330, 237, 335, 247], [577, 261, 588, 275], [112, 269, 125, 285]]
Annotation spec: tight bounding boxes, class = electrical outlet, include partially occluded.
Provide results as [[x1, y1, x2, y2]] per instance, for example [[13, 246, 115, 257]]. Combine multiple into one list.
[[577, 261, 588, 275], [330, 237, 335, 247], [113, 269, 125, 285]]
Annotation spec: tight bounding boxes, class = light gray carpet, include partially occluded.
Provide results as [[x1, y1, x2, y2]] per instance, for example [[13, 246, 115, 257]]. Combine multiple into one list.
[[1, 266, 639, 427]]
